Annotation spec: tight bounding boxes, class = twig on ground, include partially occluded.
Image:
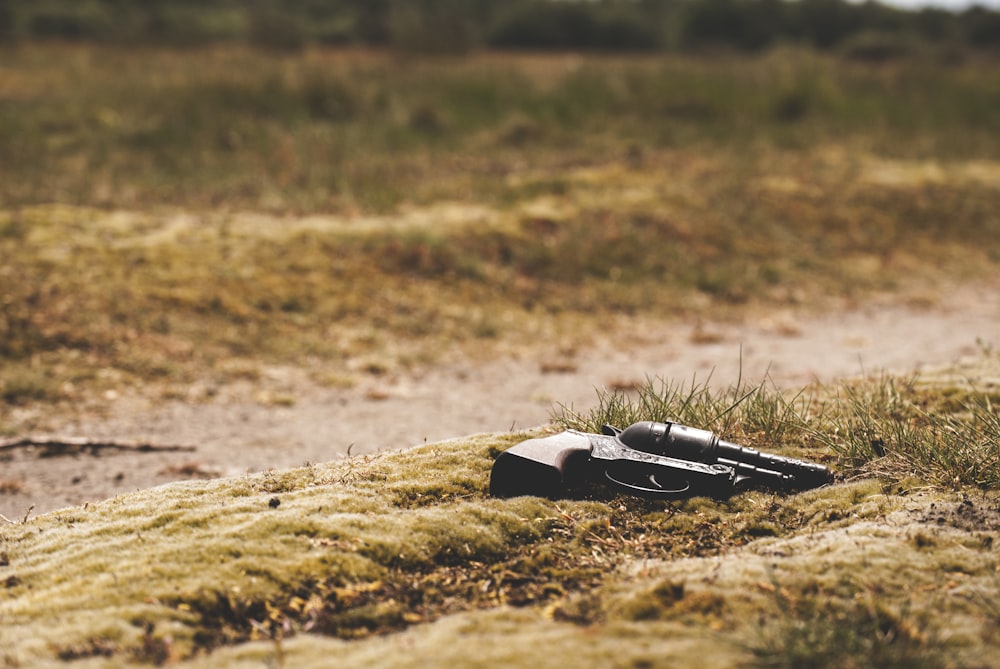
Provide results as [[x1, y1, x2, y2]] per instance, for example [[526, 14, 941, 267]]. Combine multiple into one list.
[[0, 437, 196, 458]]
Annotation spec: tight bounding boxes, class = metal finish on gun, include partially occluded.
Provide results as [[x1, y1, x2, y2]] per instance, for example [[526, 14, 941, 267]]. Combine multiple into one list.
[[489, 420, 831, 501]]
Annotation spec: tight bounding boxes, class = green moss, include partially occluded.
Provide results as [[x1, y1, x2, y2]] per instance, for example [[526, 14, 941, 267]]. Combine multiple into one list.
[[4, 363, 1000, 666], [613, 580, 728, 625]]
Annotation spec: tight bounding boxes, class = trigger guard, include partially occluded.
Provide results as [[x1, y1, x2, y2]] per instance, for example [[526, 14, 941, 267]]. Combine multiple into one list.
[[604, 469, 692, 499]]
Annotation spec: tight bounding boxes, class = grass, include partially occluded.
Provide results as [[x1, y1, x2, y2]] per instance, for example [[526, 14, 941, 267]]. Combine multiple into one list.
[[2, 359, 999, 667], [816, 374, 1000, 489], [554, 372, 813, 447], [553, 354, 1000, 490]]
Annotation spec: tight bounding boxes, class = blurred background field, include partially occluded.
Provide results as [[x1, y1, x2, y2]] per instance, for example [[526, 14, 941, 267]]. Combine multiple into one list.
[[1, 0, 999, 411]]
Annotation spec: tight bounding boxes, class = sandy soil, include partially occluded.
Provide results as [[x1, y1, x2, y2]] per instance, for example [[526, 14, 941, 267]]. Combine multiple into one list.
[[2, 279, 998, 520]]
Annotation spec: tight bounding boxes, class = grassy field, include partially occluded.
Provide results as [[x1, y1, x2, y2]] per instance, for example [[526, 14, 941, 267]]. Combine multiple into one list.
[[2, 44, 999, 412]]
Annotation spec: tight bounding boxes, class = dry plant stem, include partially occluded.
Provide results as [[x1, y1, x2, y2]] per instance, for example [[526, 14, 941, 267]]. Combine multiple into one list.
[[0, 505, 33, 525]]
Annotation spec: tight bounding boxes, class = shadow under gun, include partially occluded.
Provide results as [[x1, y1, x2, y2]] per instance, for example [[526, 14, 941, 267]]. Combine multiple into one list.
[[490, 421, 832, 501]]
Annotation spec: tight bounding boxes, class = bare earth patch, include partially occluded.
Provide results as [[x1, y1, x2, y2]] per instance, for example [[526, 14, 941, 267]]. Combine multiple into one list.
[[1, 278, 997, 520]]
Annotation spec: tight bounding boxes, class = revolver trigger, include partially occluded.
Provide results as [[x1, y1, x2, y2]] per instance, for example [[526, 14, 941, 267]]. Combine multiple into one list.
[[604, 464, 693, 499], [648, 472, 692, 495]]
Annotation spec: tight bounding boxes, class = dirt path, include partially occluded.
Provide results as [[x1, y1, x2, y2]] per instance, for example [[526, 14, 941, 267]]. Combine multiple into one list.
[[2, 280, 998, 520]]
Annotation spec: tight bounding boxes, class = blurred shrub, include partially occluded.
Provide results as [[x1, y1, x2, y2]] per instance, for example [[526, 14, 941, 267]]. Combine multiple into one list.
[[248, 8, 306, 52], [387, 0, 483, 54], [488, 1, 660, 51], [28, 3, 114, 40], [912, 8, 958, 42], [790, 0, 867, 49], [0, 0, 13, 43], [680, 0, 789, 52], [141, 7, 247, 46], [301, 75, 359, 122], [840, 31, 913, 62], [4, 0, 1000, 54], [961, 6, 1000, 47]]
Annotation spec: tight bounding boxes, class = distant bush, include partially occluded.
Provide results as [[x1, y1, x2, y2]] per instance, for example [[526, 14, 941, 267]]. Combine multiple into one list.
[[910, 7, 960, 44], [141, 7, 247, 46], [680, 0, 789, 52], [840, 30, 913, 62], [28, 6, 113, 41], [387, 1, 482, 54], [678, 0, 954, 53], [248, 8, 306, 51], [3, 0, 1000, 54], [792, 0, 868, 48], [0, 0, 13, 42], [489, 1, 660, 51], [961, 6, 1000, 47]]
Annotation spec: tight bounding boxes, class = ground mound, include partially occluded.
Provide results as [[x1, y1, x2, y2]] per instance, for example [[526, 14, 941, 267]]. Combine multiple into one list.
[[3, 355, 998, 668]]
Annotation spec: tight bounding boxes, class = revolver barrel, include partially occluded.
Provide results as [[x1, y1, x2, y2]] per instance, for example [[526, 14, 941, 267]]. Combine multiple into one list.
[[616, 421, 831, 490]]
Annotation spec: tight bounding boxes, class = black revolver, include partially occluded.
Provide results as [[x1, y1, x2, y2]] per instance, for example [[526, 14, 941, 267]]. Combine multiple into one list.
[[489, 421, 831, 500]]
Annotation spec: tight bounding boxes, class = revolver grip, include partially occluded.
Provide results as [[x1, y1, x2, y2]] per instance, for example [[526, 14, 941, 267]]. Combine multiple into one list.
[[489, 432, 592, 498]]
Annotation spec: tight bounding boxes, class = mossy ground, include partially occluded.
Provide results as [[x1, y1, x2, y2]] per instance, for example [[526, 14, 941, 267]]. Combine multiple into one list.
[[2, 357, 999, 668]]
